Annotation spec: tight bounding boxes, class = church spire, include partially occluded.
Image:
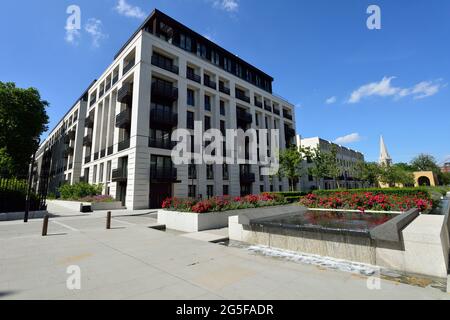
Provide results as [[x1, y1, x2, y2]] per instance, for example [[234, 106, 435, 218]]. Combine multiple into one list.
[[379, 135, 392, 166]]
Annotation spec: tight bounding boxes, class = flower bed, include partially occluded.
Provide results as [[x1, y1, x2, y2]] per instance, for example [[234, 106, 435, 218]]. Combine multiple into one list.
[[162, 193, 287, 214], [79, 195, 115, 203], [299, 191, 433, 212]]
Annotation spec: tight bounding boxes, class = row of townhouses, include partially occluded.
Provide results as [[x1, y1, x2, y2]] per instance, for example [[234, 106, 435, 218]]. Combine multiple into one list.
[[297, 136, 365, 190], [33, 9, 297, 209]]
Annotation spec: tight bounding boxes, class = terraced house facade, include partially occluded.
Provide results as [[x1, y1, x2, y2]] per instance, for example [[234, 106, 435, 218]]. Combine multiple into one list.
[[33, 9, 296, 209]]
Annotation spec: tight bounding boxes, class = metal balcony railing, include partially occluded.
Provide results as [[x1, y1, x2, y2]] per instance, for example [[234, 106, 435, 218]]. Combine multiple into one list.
[[151, 55, 179, 75], [151, 80, 178, 101], [115, 108, 132, 129]]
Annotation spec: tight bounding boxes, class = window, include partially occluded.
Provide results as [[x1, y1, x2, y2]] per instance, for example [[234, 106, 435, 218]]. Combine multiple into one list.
[[180, 34, 192, 51], [207, 185, 214, 199], [260, 185, 264, 193], [188, 162, 197, 179], [220, 120, 226, 136], [224, 57, 232, 72], [187, 111, 194, 130], [197, 43, 206, 59], [204, 95, 211, 111], [220, 100, 225, 116], [235, 64, 243, 78], [207, 165, 214, 180], [223, 185, 229, 196], [255, 114, 259, 126], [211, 50, 220, 65], [222, 164, 229, 180], [99, 163, 104, 183], [187, 89, 195, 106], [188, 185, 196, 198], [204, 116, 211, 131]]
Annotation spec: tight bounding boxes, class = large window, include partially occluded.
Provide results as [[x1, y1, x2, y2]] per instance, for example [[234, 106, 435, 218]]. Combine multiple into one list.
[[220, 100, 225, 116], [204, 116, 211, 131], [222, 164, 229, 180], [207, 165, 214, 180], [204, 95, 211, 111], [187, 111, 194, 129], [211, 50, 220, 65], [187, 89, 195, 106], [197, 43, 207, 59], [207, 185, 214, 198], [180, 34, 192, 51], [188, 185, 196, 198]]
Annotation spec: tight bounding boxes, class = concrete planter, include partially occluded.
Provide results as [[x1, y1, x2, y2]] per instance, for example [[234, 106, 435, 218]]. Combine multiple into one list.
[[158, 205, 299, 233], [47, 200, 124, 213], [91, 202, 124, 211]]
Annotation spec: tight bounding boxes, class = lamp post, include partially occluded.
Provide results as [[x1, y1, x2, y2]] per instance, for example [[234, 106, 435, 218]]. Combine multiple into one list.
[[24, 137, 41, 223]]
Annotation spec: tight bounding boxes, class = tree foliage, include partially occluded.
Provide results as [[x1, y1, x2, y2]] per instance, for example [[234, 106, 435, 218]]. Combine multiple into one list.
[[278, 146, 306, 191], [0, 82, 49, 176]]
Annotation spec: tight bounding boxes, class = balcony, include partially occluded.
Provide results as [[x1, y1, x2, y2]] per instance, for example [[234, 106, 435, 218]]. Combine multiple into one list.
[[219, 84, 230, 95], [236, 109, 253, 124], [89, 98, 97, 107], [112, 168, 128, 182], [204, 78, 217, 90], [273, 108, 280, 116], [105, 82, 111, 92], [150, 109, 178, 128], [85, 115, 94, 128], [240, 172, 256, 184], [151, 80, 178, 101], [93, 152, 99, 161], [186, 70, 201, 83], [285, 127, 296, 138], [123, 60, 135, 75], [115, 108, 132, 129], [83, 135, 92, 147], [63, 147, 74, 158], [283, 110, 293, 121], [151, 55, 179, 75], [84, 156, 91, 164], [118, 139, 130, 152], [148, 138, 176, 150], [235, 90, 250, 104], [112, 75, 119, 86], [100, 149, 106, 158], [150, 166, 178, 183], [117, 83, 133, 104], [255, 100, 263, 108], [264, 103, 272, 112]]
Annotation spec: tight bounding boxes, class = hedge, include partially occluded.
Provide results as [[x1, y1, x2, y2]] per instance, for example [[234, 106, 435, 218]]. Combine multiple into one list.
[[311, 188, 432, 199], [58, 183, 103, 201]]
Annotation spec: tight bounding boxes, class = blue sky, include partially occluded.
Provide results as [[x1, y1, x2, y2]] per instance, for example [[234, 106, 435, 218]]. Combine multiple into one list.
[[1, 0, 449, 164]]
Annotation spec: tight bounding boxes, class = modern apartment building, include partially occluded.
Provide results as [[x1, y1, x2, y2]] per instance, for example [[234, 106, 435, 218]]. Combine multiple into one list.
[[33, 9, 296, 209], [297, 136, 365, 190]]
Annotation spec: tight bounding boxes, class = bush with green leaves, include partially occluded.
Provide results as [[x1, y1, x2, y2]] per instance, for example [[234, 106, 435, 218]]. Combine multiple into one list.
[[312, 188, 432, 200], [58, 183, 103, 201]]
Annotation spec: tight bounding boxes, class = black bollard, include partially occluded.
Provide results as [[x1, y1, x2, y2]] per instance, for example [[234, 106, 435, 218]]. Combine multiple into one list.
[[42, 215, 49, 236], [106, 211, 112, 230]]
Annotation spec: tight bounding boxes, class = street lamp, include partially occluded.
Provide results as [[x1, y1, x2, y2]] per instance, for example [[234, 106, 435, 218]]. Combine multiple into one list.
[[24, 137, 41, 223]]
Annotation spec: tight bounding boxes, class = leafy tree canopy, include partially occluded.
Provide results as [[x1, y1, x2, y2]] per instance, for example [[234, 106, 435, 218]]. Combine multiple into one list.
[[0, 82, 49, 176]]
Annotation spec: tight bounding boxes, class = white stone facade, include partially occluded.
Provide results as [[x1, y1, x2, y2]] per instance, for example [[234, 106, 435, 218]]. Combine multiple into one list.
[[34, 10, 296, 209]]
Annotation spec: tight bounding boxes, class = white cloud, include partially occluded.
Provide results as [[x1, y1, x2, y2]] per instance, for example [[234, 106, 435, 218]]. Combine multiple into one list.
[[210, 0, 239, 12], [325, 96, 337, 104], [65, 28, 81, 45], [334, 133, 362, 145], [115, 0, 146, 19], [348, 77, 446, 103], [84, 19, 108, 48]]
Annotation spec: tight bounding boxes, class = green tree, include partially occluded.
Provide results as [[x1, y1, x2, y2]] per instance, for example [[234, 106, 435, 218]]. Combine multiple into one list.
[[354, 161, 381, 187], [410, 154, 440, 173], [0, 82, 49, 176], [379, 164, 414, 187], [325, 146, 342, 189], [308, 148, 330, 190], [279, 146, 305, 191]]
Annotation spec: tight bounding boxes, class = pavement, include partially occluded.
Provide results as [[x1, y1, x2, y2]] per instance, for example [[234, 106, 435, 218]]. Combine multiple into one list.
[[0, 208, 449, 300]]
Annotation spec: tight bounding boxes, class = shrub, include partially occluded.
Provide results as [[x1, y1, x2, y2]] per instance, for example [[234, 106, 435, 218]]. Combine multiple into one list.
[[162, 193, 288, 214], [299, 191, 433, 212], [79, 195, 115, 203], [312, 188, 431, 199], [58, 183, 103, 201]]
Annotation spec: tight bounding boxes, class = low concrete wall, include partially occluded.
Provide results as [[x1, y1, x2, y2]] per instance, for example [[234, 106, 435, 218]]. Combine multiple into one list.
[[158, 205, 299, 233], [230, 208, 450, 279], [0, 211, 48, 222], [48, 200, 124, 213]]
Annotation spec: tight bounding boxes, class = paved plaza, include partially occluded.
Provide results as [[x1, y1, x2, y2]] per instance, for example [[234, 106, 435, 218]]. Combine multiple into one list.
[[0, 209, 449, 300]]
